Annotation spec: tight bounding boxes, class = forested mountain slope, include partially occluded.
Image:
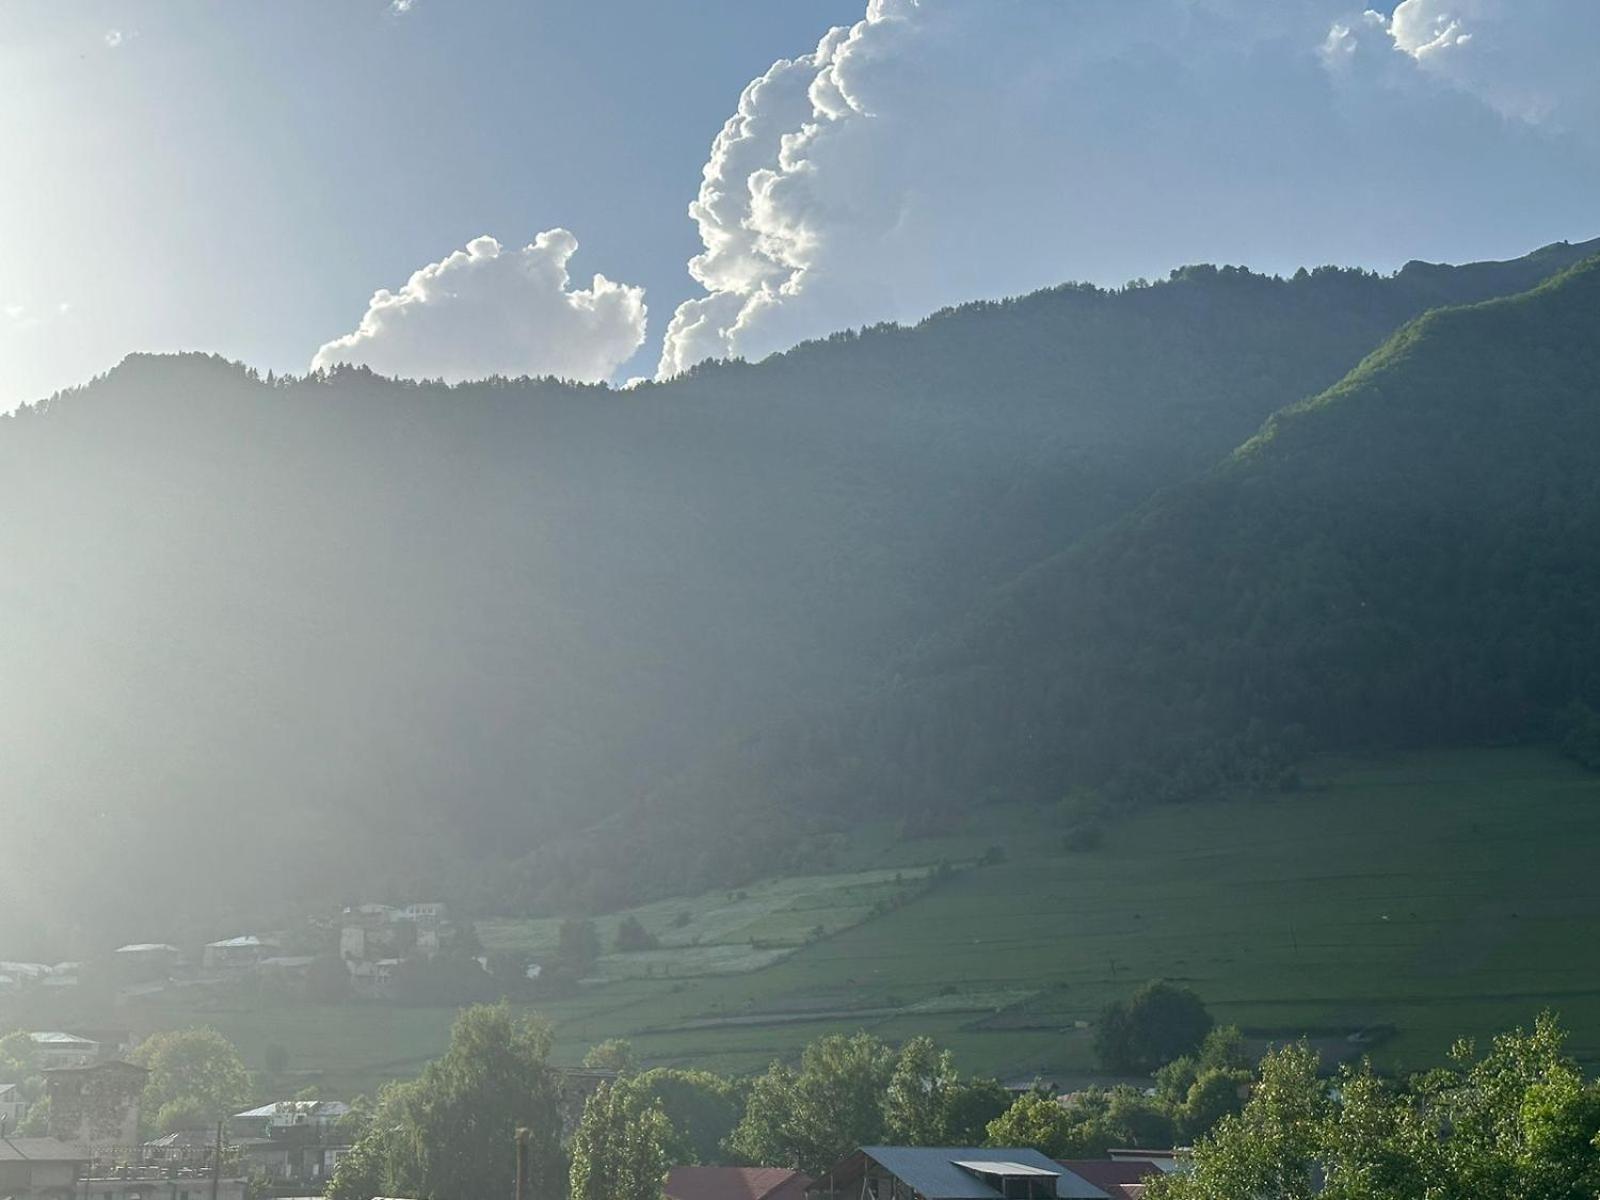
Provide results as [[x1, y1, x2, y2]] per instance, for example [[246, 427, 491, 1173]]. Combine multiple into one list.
[[797, 253, 1600, 823], [0, 239, 1593, 951]]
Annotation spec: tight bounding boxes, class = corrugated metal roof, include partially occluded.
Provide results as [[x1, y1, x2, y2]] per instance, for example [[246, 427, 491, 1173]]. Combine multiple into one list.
[[857, 1148, 1098, 1200]]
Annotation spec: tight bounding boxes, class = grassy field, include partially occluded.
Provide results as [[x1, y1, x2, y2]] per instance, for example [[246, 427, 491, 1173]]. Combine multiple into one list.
[[120, 746, 1600, 1095]]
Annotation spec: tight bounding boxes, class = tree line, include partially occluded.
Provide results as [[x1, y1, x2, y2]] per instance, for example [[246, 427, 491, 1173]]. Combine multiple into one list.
[[330, 1001, 1600, 1200]]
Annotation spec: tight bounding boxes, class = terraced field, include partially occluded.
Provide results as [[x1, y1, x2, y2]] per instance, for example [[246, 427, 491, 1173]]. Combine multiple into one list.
[[119, 747, 1600, 1095]]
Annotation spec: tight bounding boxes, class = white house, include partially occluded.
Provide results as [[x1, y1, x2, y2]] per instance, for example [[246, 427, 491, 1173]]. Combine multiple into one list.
[[231, 1099, 352, 1139], [203, 935, 271, 970]]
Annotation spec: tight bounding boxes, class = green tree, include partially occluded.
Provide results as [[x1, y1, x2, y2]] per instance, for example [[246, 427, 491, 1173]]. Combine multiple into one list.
[[1143, 1042, 1331, 1200], [327, 1004, 564, 1200], [985, 1091, 1080, 1157], [570, 1081, 672, 1200], [630, 1068, 743, 1165], [1096, 982, 1214, 1073], [1149, 1016, 1600, 1199], [885, 1037, 1010, 1146], [129, 1028, 250, 1134], [559, 918, 601, 970], [728, 1033, 894, 1174], [584, 1038, 640, 1076], [0, 1030, 42, 1101], [615, 916, 660, 952], [1153, 1026, 1252, 1141]]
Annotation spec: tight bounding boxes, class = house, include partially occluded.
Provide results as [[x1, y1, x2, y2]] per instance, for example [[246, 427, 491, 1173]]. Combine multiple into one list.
[[1104, 1150, 1186, 1174], [0, 1136, 87, 1199], [111, 944, 181, 982], [44, 1061, 148, 1147], [203, 936, 271, 971], [344, 903, 401, 924], [233, 1127, 349, 1189], [230, 1099, 351, 1140], [80, 1166, 246, 1200], [401, 902, 448, 922], [1054, 1161, 1164, 1200], [259, 956, 318, 989], [809, 1147, 1103, 1200], [27, 1033, 100, 1070], [667, 1166, 813, 1200], [142, 1128, 223, 1165], [339, 924, 368, 961], [346, 957, 401, 1000], [0, 1082, 29, 1129]]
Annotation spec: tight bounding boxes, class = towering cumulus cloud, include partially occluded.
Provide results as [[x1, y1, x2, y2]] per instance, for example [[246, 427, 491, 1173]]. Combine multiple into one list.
[[313, 230, 646, 384], [658, 0, 1600, 377]]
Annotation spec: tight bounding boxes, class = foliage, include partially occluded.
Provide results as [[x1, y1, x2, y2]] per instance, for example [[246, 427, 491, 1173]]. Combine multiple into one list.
[[984, 1091, 1081, 1158], [1147, 1013, 1600, 1200], [1096, 981, 1214, 1073], [6, 240, 1595, 948], [569, 1080, 673, 1200], [390, 951, 494, 1006], [884, 1037, 1009, 1146], [728, 1033, 896, 1174], [616, 916, 661, 952], [327, 1004, 563, 1200], [0, 1030, 42, 1101], [305, 954, 350, 1003], [729, 1032, 1009, 1173], [583, 1038, 640, 1075], [560, 919, 601, 970], [629, 1068, 745, 1165], [985, 1087, 1176, 1158], [129, 1027, 250, 1134]]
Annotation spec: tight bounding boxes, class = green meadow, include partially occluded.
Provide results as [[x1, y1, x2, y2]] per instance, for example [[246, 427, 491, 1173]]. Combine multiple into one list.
[[126, 747, 1600, 1096]]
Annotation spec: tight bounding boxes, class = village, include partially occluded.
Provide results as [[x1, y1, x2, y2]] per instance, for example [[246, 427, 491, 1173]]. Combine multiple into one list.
[[1, 894, 1192, 1200], [0, 1029, 1181, 1200], [0, 899, 490, 1009]]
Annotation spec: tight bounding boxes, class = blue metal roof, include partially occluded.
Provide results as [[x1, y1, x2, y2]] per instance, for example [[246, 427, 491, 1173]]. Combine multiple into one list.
[[856, 1148, 1106, 1200]]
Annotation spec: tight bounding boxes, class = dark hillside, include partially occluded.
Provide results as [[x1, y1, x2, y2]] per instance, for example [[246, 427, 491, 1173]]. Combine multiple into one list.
[[0, 238, 1593, 950], [808, 254, 1600, 819]]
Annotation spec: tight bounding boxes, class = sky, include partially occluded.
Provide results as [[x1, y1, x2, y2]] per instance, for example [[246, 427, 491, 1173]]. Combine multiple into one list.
[[2, 0, 1598, 409]]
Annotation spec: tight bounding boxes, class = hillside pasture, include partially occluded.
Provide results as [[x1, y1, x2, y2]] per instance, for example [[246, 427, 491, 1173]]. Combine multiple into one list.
[[119, 747, 1600, 1094]]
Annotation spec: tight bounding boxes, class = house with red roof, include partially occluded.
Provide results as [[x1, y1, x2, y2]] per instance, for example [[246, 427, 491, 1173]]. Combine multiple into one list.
[[667, 1165, 813, 1200]]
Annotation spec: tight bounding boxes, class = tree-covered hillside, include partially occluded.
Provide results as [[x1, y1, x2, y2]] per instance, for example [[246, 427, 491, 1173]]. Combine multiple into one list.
[[0, 238, 1593, 950], [798, 253, 1600, 822]]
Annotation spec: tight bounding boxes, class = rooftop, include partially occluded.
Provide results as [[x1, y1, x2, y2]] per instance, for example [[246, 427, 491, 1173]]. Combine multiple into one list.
[[667, 1166, 813, 1200], [28, 1031, 96, 1046], [0, 1136, 88, 1163], [824, 1148, 1074, 1200]]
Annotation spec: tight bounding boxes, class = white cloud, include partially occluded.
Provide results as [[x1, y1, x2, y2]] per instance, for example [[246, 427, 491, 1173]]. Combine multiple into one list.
[[658, 0, 1600, 378], [312, 230, 647, 385], [1330, 0, 1600, 123], [104, 30, 124, 48], [390, 0, 416, 13]]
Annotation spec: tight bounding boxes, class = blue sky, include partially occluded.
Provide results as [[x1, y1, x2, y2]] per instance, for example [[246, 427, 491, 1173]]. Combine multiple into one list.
[[3, 0, 1598, 407]]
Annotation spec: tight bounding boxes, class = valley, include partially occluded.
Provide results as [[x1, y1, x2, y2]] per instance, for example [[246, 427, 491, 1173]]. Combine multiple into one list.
[[107, 745, 1600, 1095]]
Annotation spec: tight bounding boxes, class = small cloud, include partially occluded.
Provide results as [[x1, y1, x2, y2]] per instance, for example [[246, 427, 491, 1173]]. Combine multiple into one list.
[[3, 304, 24, 322], [389, 0, 416, 13], [56, 301, 71, 316], [311, 230, 648, 385], [104, 29, 124, 48]]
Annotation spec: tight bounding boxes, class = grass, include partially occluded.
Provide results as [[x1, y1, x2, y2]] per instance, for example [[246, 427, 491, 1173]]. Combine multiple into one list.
[[121, 746, 1600, 1096]]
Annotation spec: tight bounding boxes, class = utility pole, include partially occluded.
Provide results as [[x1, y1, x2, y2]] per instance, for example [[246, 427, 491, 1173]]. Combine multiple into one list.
[[211, 1118, 223, 1200], [514, 1127, 531, 1200]]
